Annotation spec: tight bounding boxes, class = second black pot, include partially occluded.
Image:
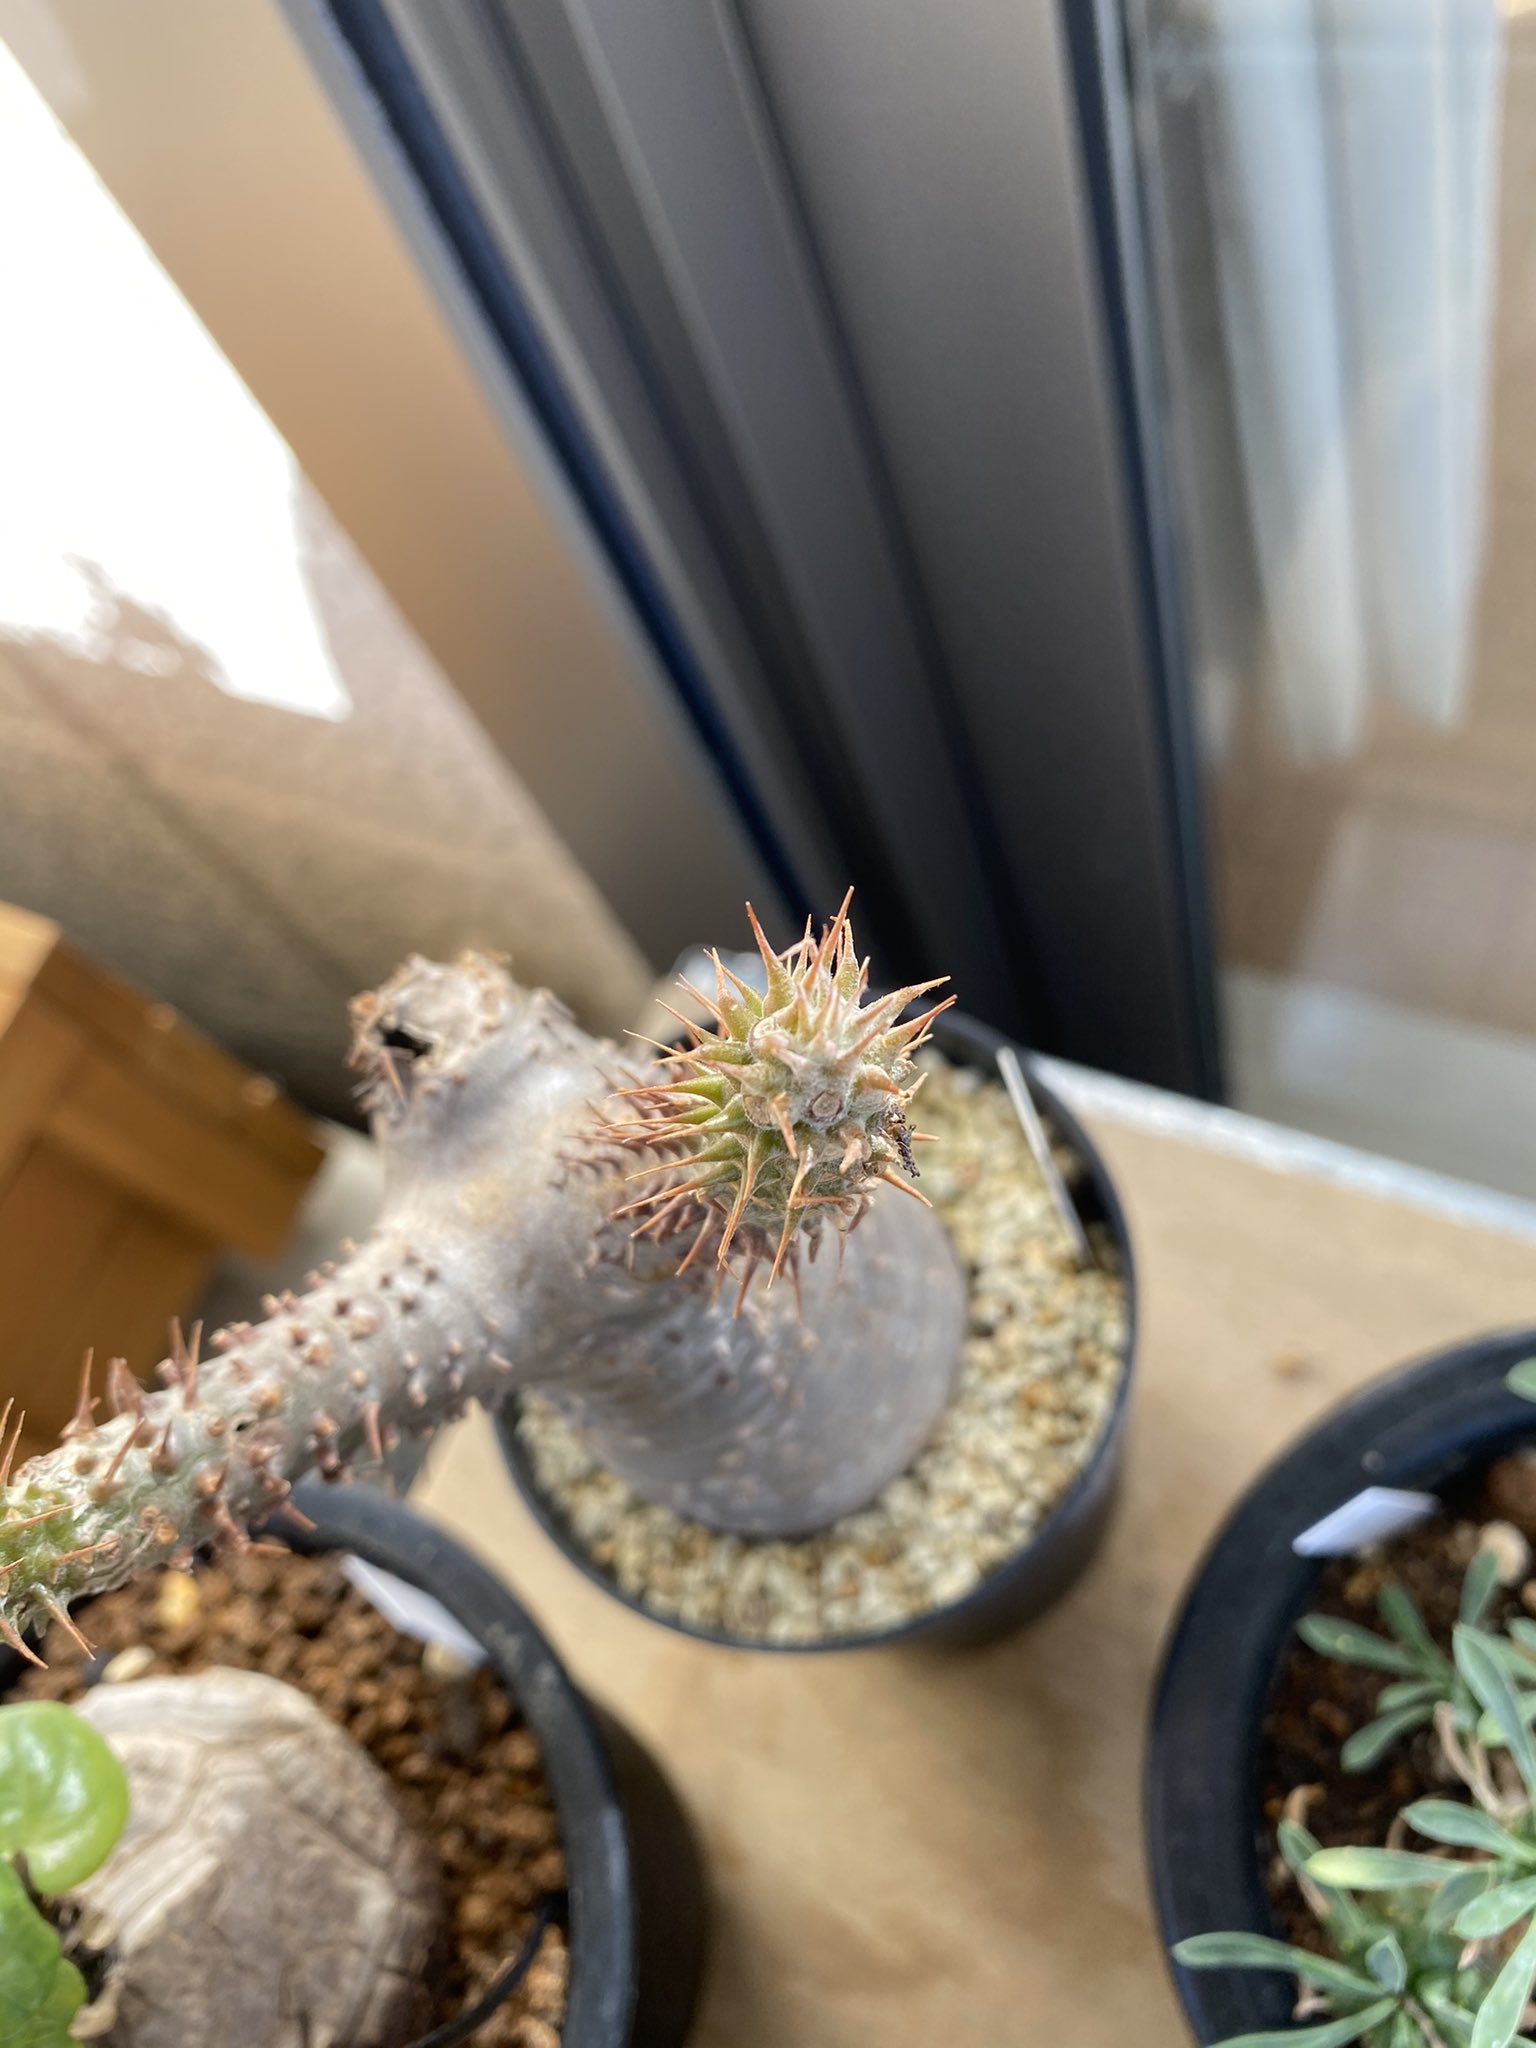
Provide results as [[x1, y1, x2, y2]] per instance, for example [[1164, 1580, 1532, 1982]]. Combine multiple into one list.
[[2, 1483, 708, 2048], [498, 1009, 1139, 1653], [1146, 1326, 1536, 2044]]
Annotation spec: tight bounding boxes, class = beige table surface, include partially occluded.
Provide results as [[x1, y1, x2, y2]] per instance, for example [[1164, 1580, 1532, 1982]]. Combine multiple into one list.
[[414, 1103, 1536, 2047]]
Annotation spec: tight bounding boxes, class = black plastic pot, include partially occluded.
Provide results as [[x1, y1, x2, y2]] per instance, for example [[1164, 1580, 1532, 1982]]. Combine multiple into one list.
[[497, 1009, 1138, 1653], [1, 1481, 707, 2048], [1147, 1326, 1536, 2044]]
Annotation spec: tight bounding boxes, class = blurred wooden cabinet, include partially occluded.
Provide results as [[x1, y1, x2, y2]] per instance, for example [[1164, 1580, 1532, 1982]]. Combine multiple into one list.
[[0, 903, 324, 1459]]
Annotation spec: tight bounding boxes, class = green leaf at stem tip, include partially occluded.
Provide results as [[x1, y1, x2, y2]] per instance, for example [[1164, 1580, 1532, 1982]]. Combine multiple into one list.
[[1202, 2000, 1399, 2048], [1457, 1627, 1536, 1807], [1377, 1584, 1440, 1662], [0, 1703, 129, 1896], [1471, 1907, 1536, 2048], [1403, 1799, 1536, 1862], [1342, 1705, 1437, 1773], [1453, 1873, 1536, 1941], [0, 1857, 87, 2048], [1462, 1547, 1502, 1630], [1171, 1932, 1381, 2000], [1305, 1846, 1455, 1891], [1364, 1935, 1406, 1994], [1504, 1358, 1536, 1405], [1277, 1817, 1322, 1877], [1296, 1614, 1425, 1677]]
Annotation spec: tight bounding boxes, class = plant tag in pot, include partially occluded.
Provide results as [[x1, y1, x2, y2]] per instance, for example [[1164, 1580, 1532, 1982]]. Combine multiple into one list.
[[1291, 1486, 1439, 1557], [341, 1556, 487, 1668]]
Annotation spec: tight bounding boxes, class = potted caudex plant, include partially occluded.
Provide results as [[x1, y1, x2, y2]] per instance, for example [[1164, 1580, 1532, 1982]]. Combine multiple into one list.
[[1150, 1333, 1536, 2048], [0, 892, 1132, 1664], [496, 893, 1136, 1647]]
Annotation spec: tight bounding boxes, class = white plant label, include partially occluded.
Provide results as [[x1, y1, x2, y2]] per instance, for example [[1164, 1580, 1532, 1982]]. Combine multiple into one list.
[[1291, 1486, 1440, 1558], [341, 1555, 487, 1668]]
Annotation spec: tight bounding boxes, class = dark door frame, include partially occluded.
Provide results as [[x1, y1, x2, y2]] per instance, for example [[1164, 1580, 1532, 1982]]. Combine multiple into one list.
[[284, 0, 1223, 1097]]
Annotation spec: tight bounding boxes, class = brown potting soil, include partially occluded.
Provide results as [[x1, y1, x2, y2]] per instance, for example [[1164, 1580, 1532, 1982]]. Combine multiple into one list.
[[12, 1547, 569, 2048], [1258, 1453, 1536, 1949]]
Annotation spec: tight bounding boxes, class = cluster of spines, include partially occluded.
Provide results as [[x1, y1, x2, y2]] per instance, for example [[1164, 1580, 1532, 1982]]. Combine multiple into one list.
[[600, 891, 953, 1298]]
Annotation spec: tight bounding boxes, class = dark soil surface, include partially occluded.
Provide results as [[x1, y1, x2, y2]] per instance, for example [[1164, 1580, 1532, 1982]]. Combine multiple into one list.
[[1258, 1450, 1536, 1947], [13, 1548, 568, 2047]]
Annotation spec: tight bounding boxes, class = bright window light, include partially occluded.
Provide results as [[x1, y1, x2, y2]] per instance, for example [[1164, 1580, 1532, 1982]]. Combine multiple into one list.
[[0, 38, 351, 720]]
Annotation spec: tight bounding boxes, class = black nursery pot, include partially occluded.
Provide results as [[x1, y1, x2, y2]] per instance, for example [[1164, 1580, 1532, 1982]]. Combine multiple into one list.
[[1, 1481, 707, 2048], [1147, 1326, 1536, 2045], [497, 1009, 1139, 1654]]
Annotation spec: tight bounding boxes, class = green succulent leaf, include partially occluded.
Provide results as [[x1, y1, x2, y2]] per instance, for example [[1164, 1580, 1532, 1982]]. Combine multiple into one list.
[[1305, 1846, 1454, 1891], [1453, 1874, 1536, 1941], [1342, 1705, 1436, 1772], [1277, 1818, 1370, 1944], [0, 1857, 87, 2048], [0, 1703, 129, 1895], [1403, 1799, 1536, 1862], [1476, 1705, 1536, 1751], [1506, 1618, 1536, 1660], [1171, 1932, 1381, 2000], [1418, 1988, 1478, 2046], [1426, 1864, 1495, 1932], [1457, 1627, 1536, 1806], [1296, 1614, 1425, 1676], [1377, 1585, 1441, 1663], [1375, 1679, 1450, 1712], [1199, 2001, 1399, 2048], [1363, 1934, 1406, 1994], [1417, 1998, 1482, 2048], [1462, 1548, 1502, 1630], [1277, 1818, 1322, 1878], [1504, 1357, 1536, 1405], [1471, 1906, 1536, 2048]]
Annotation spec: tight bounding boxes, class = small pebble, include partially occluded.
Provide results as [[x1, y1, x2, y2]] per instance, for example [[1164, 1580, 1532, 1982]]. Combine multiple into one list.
[[100, 1644, 156, 1685], [1485, 1451, 1536, 1540], [155, 1573, 201, 1632], [1479, 1519, 1532, 1587], [423, 1640, 477, 1684]]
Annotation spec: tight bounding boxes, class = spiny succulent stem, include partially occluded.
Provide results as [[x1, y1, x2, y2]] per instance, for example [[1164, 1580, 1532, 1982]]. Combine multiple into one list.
[[2, 906, 971, 1626]]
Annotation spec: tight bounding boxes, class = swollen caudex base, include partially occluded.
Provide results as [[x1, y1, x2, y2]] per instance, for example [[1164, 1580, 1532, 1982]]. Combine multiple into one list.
[[0, 904, 966, 1645], [549, 1193, 964, 1535]]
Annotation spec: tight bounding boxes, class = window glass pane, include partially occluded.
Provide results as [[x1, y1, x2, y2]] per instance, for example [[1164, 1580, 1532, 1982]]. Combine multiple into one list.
[[1122, 0, 1536, 1194]]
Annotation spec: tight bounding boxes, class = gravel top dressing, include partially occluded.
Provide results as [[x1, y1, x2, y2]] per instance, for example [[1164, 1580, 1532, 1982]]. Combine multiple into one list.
[[14, 1549, 570, 2048], [518, 1054, 1130, 1644]]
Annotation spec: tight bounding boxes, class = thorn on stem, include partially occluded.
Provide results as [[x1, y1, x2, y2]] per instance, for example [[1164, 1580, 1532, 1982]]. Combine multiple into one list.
[[62, 1352, 98, 1441], [107, 1358, 143, 1423], [0, 1402, 24, 1489], [44, 1599, 92, 1655], [0, 1610, 45, 1668]]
